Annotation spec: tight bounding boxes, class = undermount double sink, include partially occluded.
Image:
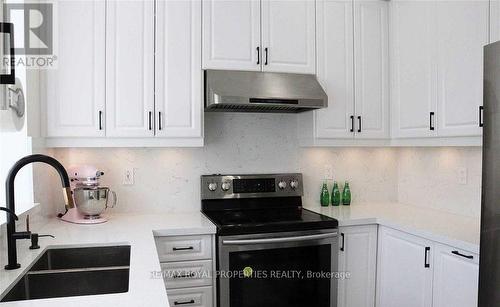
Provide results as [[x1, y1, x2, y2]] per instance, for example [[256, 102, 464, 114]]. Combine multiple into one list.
[[0, 245, 131, 302]]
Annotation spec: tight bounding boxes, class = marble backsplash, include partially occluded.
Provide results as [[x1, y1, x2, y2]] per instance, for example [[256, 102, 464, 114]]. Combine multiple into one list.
[[33, 113, 482, 218]]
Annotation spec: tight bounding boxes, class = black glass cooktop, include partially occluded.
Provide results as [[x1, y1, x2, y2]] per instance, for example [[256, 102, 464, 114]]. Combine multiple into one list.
[[202, 208, 338, 235]]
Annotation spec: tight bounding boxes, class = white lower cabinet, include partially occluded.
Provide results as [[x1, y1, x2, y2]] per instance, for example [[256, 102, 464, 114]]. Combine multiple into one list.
[[377, 226, 433, 307], [155, 234, 214, 307], [376, 226, 479, 307], [432, 243, 479, 307], [338, 225, 378, 307]]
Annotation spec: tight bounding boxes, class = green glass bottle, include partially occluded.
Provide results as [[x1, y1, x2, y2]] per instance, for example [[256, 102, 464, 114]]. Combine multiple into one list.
[[320, 182, 330, 207], [342, 181, 351, 206], [331, 181, 341, 206]]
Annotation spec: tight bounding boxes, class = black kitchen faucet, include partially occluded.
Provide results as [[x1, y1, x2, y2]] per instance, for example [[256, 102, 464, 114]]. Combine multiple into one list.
[[1, 154, 74, 270]]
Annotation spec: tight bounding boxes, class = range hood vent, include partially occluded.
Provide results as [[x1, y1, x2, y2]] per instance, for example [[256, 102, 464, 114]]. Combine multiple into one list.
[[204, 70, 327, 113]]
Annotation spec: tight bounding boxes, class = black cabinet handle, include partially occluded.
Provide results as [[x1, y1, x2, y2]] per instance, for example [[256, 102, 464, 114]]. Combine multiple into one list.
[[256, 47, 260, 65], [98, 111, 103, 130], [350, 116, 354, 132], [148, 111, 152, 131], [264, 47, 268, 65], [424, 247, 430, 268], [172, 246, 194, 251], [174, 300, 195, 305], [158, 111, 162, 131], [430, 112, 435, 131], [357, 116, 362, 133], [173, 272, 195, 279], [452, 250, 474, 259], [340, 233, 345, 251], [479, 106, 484, 127]]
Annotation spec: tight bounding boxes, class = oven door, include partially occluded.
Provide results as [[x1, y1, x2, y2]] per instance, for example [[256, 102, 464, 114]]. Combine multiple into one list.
[[218, 229, 338, 307]]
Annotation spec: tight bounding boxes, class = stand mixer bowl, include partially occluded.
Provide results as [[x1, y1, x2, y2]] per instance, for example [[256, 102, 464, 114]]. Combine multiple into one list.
[[73, 187, 116, 218]]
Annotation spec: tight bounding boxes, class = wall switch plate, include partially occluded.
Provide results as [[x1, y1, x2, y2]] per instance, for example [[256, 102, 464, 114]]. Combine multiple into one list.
[[123, 168, 134, 185], [458, 167, 467, 185]]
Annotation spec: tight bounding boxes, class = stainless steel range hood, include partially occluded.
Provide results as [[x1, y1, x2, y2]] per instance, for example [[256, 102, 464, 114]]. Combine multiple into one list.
[[204, 70, 327, 113]]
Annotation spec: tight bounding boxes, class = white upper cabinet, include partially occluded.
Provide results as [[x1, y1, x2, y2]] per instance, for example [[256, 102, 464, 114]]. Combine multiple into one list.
[[391, 0, 487, 139], [261, 0, 316, 74], [377, 227, 433, 307], [490, 0, 500, 42], [314, 0, 355, 139], [202, 0, 261, 71], [432, 243, 479, 307], [106, 0, 155, 138], [156, 0, 203, 138], [303, 0, 388, 142], [45, 0, 105, 137], [338, 225, 378, 307], [436, 1, 488, 137], [353, 0, 389, 139], [202, 0, 315, 74], [390, 0, 437, 138]]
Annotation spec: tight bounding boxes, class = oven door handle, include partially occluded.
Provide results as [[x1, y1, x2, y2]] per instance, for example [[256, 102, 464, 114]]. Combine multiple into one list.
[[221, 232, 338, 245]]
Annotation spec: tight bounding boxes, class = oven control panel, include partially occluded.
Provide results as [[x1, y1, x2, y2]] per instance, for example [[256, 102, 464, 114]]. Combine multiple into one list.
[[201, 173, 303, 200]]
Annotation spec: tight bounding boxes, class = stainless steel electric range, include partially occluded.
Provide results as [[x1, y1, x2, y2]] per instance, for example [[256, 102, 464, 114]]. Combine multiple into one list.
[[201, 173, 338, 307]]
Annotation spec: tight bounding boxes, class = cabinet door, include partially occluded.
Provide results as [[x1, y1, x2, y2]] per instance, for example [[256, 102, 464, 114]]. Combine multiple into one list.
[[353, 0, 389, 139], [490, 0, 500, 43], [432, 243, 479, 307], [155, 0, 202, 138], [377, 227, 433, 307], [202, 0, 261, 71], [45, 0, 105, 137], [106, 0, 155, 137], [261, 0, 316, 74], [390, 0, 437, 138], [314, 0, 354, 139], [338, 225, 377, 307], [436, 1, 488, 137]]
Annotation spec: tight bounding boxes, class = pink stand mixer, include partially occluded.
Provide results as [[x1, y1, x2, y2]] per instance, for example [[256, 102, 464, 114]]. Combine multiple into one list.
[[60, 165, 117, 224]]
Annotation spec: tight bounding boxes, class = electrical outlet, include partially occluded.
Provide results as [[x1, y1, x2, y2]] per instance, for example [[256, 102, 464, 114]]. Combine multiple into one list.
[[458, 167, 467, 185], [123, 168, 134, 185], [324, 164, 333, 180]]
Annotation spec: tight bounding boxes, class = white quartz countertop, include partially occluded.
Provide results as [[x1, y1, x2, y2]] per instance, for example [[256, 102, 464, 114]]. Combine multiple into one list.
[[0, 213, 216, 307], [304, 202, 480, 254]]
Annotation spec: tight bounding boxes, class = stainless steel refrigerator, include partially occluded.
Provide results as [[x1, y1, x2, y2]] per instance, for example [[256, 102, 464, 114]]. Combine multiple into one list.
[[479, 41, 500, 306]]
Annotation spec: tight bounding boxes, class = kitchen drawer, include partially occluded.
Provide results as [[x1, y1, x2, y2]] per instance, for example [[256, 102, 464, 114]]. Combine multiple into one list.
[[155, 235, 212, 262], [161, 260, 213, 289], [167, 286, 213, 307]]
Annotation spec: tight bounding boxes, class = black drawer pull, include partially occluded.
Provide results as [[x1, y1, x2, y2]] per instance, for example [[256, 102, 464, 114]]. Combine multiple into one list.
[[340, 233, 345, 251], [174, 299, 195, 305], [430, 112, 435, 131], [172, 246, 194, 251], [357, 116, 362, 133], [264, 47, 268, 65], [173, 272, 195, 279], [256, 47, 260, 65], [424, 247, 430, 268], [452, 250, 474, 259], [350, 115, 354, 132]]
